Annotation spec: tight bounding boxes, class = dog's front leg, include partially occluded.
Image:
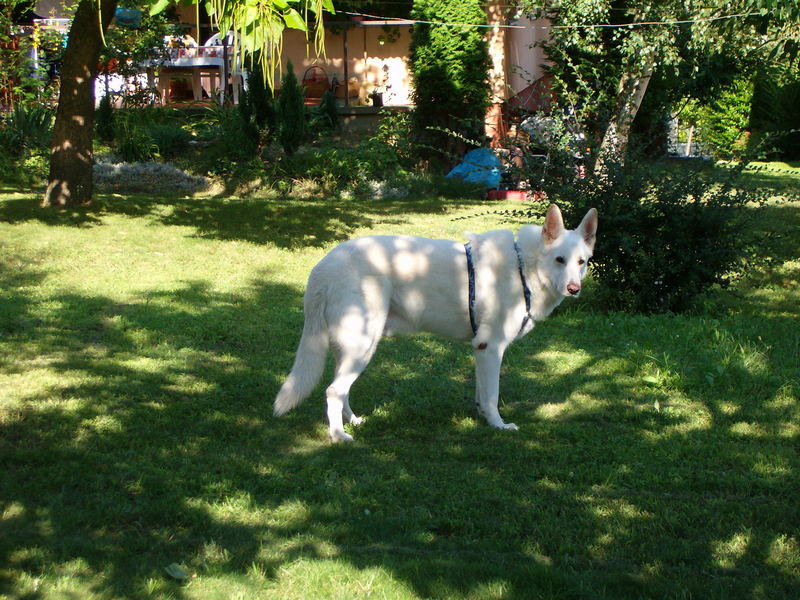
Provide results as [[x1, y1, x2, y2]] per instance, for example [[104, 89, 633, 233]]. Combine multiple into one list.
[[474, 343, 518, 431]]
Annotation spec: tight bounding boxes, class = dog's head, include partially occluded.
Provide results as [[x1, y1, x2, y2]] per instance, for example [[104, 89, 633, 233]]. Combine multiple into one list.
[[540, 204, 598, 298]]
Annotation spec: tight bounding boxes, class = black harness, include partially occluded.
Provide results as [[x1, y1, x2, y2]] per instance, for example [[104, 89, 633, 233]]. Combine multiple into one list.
[[464, 241, 533, 339]]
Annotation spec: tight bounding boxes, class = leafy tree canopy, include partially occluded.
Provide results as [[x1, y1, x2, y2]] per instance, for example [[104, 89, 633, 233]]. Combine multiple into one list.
[[518, 0, 800, 165], [332, 0, 412, 19]]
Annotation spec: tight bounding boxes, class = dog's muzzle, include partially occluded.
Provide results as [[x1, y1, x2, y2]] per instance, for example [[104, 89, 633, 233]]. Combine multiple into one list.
[[567, 283, 581, 296]]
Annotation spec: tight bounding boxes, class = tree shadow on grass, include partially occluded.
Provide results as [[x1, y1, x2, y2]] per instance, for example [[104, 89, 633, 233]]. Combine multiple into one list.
[[710, 200, 800, 318], [1, 260, 798, 599], [737, 165, 800, 194], [0, 246, 48, 358], [0, 191, 490, 250]]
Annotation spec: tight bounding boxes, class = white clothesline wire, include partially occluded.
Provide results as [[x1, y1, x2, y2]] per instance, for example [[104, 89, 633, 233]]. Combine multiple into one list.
[[340, 10, 756, 31]]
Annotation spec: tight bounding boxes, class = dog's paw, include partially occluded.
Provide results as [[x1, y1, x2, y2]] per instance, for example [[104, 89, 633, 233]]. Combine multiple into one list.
[[349, 415, 365, 426], [330, 429, 355, 443], [487, 420, 519, 431]]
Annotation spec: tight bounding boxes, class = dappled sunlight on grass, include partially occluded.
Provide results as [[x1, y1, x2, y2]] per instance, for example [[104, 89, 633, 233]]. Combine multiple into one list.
[[1, 190, 798, 598], [712, 529, 753, 570]]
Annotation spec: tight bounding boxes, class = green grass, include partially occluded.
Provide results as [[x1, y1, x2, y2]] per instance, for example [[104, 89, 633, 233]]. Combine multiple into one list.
[[1, 171, 798, 599]]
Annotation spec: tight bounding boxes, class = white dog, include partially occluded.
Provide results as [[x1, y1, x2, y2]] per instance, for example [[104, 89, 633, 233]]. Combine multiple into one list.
[[275, 204, 598, 442]]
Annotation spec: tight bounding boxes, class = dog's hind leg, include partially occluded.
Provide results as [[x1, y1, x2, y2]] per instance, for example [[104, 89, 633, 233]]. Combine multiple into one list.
[[325, 284, 388, 442], [327, 339, 381, 442], [326, 367, 364, 443], [474, 343, 518, 431]]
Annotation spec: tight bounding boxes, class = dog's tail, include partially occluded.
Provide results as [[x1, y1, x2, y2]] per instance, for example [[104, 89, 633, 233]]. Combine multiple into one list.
[[274, 284, 329, 417]]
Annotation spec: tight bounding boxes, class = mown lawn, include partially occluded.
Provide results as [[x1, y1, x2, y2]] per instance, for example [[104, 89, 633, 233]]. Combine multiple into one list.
[[1, 169, 798, 599]]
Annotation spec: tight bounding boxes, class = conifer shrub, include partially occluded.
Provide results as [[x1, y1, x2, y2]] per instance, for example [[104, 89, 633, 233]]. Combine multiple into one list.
[[239, 56, 277, 150], [95, 94, 115, 143], [277, 60, 307, 156], [409, 0, 490, 163]]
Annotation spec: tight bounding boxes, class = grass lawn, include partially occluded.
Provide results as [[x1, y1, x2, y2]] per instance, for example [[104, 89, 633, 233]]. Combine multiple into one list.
[[0, 167, 798, 599]]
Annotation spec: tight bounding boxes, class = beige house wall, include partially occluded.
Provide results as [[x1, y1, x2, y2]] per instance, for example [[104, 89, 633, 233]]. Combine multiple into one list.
[[278, 24, 412, 106]]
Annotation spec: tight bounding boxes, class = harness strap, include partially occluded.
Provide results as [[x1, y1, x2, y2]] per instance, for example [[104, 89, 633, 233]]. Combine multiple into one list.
[[465, 242, 478, 336], [514, 242, 533, 337], [464, 241, 533, 339]]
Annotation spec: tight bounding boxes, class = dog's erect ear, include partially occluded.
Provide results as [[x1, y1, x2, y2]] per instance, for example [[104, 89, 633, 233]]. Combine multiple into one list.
[[579, 208, 598, 251], [542, 204, 564, 245]]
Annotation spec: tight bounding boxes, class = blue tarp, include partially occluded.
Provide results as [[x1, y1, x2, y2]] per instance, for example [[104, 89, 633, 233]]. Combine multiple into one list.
[[446, 148, 502, 189], [114, 8, 142, 29]]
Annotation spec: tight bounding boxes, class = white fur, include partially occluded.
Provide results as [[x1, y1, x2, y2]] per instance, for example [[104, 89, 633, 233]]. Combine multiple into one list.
[[274, 204, 598, 442]]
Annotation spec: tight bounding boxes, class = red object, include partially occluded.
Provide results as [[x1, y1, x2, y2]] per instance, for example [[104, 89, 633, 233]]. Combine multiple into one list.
[[506, 74, 555, 114], [98, 58, 119, 73], [487, 190, 529, 201]]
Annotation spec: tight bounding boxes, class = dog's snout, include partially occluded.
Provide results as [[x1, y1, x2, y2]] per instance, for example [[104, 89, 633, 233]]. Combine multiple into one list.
[[567, 283, 581, 295]]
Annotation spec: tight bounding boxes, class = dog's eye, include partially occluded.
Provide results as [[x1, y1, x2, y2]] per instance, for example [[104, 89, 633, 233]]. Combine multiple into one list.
[[555, 256, 565, 264], [578, 258, 586, 266]]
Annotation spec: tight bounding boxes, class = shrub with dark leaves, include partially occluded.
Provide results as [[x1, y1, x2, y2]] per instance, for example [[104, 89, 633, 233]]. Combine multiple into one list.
[[144, 122, 191, 159], [550, 160, 770, 313]]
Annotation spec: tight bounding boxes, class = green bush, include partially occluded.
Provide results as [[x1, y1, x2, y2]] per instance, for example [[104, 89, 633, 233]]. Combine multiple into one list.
[[314, 90, 339, 132], [115, 121, 158, 163], [0, 147, 19, 182], [194, 104, 257, 175], [0, 148, 48, 184], [549, 160, 769, 313], [109, 107, 192, 160], [372, 108, 418, 169], [95, 94, 115, 143], [409, 0, 490, 162], [0, 103, 53, 184], [0, 104, 55, 156], [280, 145, 388, 189], [275, 138, 486, 200], [277, 60, 307, 156], [750, 71, 800, 160], [144, 122, 191, 159], [695, 78, 754, 159]]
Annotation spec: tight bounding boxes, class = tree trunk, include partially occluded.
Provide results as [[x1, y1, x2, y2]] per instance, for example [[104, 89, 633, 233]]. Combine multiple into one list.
[[43, 0, 117, 207], [594, 62, 653, 174], [485, 0, 507, 146]]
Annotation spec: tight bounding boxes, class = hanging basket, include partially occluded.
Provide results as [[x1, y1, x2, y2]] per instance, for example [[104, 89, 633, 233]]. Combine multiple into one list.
[[302, 65, 330, 98]]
